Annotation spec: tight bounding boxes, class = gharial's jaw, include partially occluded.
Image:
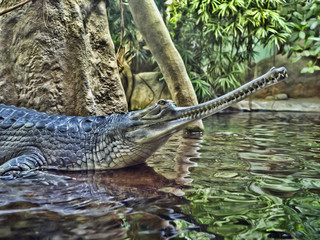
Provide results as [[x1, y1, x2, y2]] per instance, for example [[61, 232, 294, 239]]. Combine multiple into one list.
[[127, 66, 288, 144], [126, 100, 182, 144]]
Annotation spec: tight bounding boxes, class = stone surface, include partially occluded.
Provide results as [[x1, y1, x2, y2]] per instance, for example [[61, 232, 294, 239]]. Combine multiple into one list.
[[0, 0, 127, 116], [265, 96, 275, 100], [247, 54, 320, 99], [130, 72, 171, 110], [275, 93, 288, 100], [233, 98, 320, 112]]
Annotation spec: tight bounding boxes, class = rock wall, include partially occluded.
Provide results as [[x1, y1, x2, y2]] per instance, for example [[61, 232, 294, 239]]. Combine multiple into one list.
[[249, 54, 320, 99], [130, 72, 171, 110], [0, 0, 127, 116]]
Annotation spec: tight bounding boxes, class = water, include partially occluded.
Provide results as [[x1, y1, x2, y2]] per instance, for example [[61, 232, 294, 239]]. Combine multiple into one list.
[[0, 112, 320, 239]]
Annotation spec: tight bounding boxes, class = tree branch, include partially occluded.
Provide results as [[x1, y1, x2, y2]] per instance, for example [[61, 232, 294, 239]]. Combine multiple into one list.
[[0, 0, 32, 17], [116, 0, 125, 56]]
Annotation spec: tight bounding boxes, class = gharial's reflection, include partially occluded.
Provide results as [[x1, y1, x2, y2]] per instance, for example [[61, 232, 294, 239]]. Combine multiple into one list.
[[140, 132, 203, 195], [173, 133, 202, 185]]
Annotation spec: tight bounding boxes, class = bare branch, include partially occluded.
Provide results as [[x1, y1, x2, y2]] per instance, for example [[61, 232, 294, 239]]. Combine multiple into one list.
[[0, 0, 32, 17]]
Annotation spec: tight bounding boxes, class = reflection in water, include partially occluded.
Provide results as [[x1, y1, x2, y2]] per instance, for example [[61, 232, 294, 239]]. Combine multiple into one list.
[[148, 133, 202, 190], [0, 165, 186, 239], [0, 112, 320, 239], [174, 134, 202, 185]]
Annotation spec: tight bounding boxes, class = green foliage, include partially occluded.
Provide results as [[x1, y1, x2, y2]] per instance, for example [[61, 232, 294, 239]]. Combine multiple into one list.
[[108, 1, 318, 102], [107, 1, 130, 52], [168, 0, 290, 101], [282, 0, 320, 74], [107, 0, 157, 66]]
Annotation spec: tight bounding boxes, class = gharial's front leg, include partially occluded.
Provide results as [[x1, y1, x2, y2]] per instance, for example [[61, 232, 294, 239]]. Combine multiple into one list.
[[0, 147, 46, 178], [0, 148, 73, 185]]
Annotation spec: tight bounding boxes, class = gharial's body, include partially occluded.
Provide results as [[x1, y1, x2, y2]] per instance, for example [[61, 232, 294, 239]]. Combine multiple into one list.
[[0, 67, 288, 176], [0, 106, 152, 172]]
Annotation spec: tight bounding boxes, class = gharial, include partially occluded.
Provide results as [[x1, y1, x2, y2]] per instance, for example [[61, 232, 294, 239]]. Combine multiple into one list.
[[0, 67, 288, 178]]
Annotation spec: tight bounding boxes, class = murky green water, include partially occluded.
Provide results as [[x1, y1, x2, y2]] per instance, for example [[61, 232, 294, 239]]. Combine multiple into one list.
[[0, 112, 319, 239]]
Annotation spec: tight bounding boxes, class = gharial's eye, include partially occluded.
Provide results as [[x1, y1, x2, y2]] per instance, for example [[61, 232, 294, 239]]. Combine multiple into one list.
[[157, 99, 167, 106]]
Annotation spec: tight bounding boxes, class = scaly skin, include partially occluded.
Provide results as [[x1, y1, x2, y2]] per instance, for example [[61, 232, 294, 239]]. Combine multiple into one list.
[[0, 67, 288, 176]]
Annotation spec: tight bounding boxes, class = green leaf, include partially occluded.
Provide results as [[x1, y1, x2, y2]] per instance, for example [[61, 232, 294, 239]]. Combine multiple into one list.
[[293, 11, 303, 20], [288, 32, 299, 42], [291, 55, 302, 63], [299, 31, 306, 39], [306, 8, 314, 20], [313, 66, 320, 71], [292, 45, 303, 51], [307, 60, 313, 67], [310, 21, 318, 30], [303, 51, 311, 57], [309, 37, 320, 42], [304, 38, 314, 48], [300, 65, 320, 74], [301, 67, 312, 73]]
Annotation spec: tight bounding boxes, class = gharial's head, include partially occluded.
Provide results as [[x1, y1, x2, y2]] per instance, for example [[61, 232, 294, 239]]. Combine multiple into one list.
[[102, 99, 188, 169], [126, 99, 188, 145], [125, 66, 288, 147]]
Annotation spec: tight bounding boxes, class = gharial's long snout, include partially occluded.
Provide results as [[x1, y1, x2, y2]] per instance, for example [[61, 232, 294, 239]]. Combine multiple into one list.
[[174, 66, 288, 123]]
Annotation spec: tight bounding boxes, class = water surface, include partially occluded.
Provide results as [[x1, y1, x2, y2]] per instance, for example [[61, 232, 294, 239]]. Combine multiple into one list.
[[0, 112, 319, 239]]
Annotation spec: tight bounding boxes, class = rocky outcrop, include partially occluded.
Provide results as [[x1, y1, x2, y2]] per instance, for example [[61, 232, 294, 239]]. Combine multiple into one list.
[[233, 54, 320, 112], [130, 72, 171, 110], [0, 0, 127, 116], [249, 54, 320, 99]]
